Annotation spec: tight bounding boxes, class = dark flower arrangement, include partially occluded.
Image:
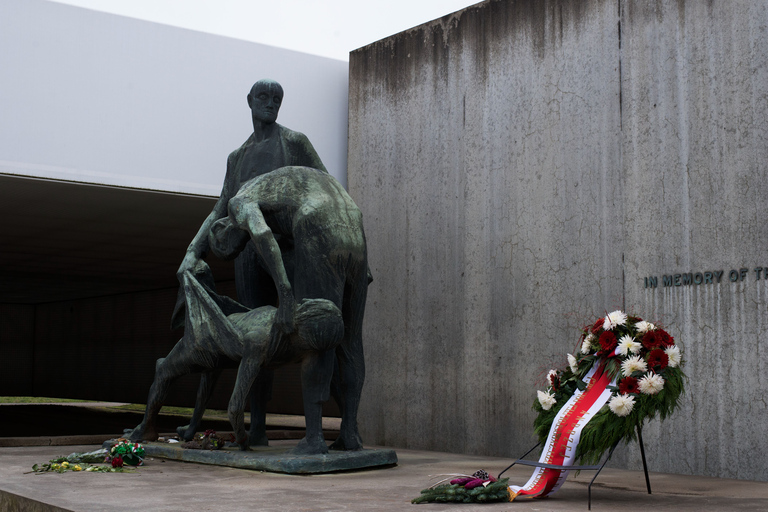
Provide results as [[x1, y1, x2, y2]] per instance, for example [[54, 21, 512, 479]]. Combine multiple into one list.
[[181, 429, 232, 450]]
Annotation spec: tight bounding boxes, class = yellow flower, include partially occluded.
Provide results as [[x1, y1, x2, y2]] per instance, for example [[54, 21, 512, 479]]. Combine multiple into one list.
[[73, 465, 82, 471], [62, 461, 69, 467], [52, 464, 60, 470]]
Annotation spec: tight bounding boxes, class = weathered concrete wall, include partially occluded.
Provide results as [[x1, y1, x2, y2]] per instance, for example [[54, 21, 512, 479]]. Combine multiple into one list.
[[619, 0, 768, 480], [348, 0, 768, 480], [349, 0, 623, 458]]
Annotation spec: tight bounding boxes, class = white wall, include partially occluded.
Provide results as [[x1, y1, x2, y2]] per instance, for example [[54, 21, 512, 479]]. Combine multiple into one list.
[[0, 0, 349, 194]]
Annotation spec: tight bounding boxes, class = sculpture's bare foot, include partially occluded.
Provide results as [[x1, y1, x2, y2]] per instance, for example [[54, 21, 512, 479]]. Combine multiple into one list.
[[291, 437, 329, 455], [234, 432, 250, 451], [176, 424, 196, 441], [248, 429, 269, 447], [128, 423, 158, 442], [329, 430, 363, 451]]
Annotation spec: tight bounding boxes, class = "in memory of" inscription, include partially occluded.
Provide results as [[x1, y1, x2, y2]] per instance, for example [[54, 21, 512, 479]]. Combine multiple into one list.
[[644, 267, 768, 288]]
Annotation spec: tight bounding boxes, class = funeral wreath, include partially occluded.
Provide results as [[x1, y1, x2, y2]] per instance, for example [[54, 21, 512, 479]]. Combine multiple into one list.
[[533, 311, 685, 465]]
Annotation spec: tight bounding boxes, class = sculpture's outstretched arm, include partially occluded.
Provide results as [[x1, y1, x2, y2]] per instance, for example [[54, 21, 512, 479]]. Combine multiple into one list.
[[183, 267, 243, 360], [171, 155, 238, 328], [229, 199, 295, 334]]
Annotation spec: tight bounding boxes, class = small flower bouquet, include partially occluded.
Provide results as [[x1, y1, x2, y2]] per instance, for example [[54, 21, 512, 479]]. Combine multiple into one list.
[[108, 439, 146, 466], [533, 311, 685, 464], [412, 470, 511, 504]]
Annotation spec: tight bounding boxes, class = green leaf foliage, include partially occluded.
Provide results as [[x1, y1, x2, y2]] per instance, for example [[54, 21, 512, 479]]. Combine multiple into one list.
[[412, 479, 511, 504]]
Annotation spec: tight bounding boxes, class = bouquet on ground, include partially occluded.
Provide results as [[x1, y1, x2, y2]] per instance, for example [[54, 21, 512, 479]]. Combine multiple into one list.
[[108, 439, 146, 467], [30, 446, 143, 474], [412, 470, 511, 504], [533, 311, 684, 464]]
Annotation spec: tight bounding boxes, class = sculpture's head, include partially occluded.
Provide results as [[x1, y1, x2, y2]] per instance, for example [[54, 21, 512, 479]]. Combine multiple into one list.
[[294, 298, 344, 352], [208, 217, 249, 261], [247, 79, 284, 124]]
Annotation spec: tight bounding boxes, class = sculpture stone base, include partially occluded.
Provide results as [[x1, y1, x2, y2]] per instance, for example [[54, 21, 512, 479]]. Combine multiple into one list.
[[103, 439, 397, 474]]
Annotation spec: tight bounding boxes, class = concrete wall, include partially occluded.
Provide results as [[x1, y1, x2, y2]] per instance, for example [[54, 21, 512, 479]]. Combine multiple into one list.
[[0, 0, 349, 191], [348, 0, 768, 480], [621, 0, 768, 480]]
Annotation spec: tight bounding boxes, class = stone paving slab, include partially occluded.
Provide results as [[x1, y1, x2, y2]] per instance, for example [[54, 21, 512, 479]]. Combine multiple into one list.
[[1, 442, 767, 511]]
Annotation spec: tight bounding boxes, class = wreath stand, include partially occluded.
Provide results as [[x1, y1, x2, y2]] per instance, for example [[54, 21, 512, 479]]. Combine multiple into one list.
[[498, 425, 652, 510]]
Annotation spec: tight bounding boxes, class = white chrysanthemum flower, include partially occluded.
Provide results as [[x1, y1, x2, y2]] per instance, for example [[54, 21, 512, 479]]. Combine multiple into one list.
[[616, 335, 642, 356], [537, 390, 557, 410], [621, 355, 647, 377], [638, 373, 665, 395], [665, 346, 681, 368], [635, 320, 655, 334], [608, 394, 636, 417], [567, 353, 578, 373], [603, 310, 628, 331], [547, 369, 558, 386], [581, 333, 595, 354]]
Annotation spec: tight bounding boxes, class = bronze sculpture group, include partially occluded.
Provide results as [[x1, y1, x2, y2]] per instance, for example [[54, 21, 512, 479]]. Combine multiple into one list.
[[128, 80, 368, 455]]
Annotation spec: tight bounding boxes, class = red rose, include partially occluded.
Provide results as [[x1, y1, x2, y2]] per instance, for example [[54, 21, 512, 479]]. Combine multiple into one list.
[[657, 329, 675, 347], [618, 376, 640, 394], [647, 349, 669, 370], [641, 330, 663, 350], [597, 331, 618, 355], [111, 455, 124, 468], [591, 318, 604, 334]]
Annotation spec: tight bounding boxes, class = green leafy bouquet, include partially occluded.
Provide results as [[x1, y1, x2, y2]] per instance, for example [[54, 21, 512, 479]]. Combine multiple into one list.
[[412, 470, 512, 504], [109, 439, 146, 466]]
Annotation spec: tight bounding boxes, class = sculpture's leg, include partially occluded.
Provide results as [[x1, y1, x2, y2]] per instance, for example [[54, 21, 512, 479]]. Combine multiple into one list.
[[329, 356, 343, 414], [247, 367, 273, 446], [292, 349, 336, 455], [236, 241, 279, 447], [329, 272, 367, 451], [129, 355, 188, 442], [229, 357, 261, 450], [176, 369, 222, 441]]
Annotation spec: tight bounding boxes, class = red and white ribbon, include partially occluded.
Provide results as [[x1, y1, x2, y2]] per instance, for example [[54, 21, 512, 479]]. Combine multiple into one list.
[[509, 364, 615, 500]]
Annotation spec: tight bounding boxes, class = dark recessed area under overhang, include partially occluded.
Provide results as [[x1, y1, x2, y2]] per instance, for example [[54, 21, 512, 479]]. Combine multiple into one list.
[[0, 174, 312, 415], [0, 174, 231, 305]]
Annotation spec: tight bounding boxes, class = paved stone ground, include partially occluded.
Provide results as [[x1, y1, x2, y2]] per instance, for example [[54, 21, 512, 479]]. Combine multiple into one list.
[[1, 442, 767, 511]]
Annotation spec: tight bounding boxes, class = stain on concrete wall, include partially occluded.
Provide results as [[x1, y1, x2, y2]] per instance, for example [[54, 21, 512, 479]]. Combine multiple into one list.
[[348, 0, 768, 480]]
